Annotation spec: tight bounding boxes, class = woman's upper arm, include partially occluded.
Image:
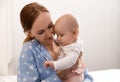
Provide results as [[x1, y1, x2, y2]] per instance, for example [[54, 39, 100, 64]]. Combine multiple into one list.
[[17, 44, 40, 82]]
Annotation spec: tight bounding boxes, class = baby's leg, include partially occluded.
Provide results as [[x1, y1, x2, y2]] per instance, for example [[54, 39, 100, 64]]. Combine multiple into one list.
[[62, 72, 84, 82]]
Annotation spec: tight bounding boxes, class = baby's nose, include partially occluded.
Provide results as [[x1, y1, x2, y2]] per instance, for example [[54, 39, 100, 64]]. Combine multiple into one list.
[[57, 36, 61, 41]]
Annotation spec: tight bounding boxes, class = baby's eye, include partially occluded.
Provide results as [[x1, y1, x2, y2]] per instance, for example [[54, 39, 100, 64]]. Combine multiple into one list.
[[60, 34, 64, 37]]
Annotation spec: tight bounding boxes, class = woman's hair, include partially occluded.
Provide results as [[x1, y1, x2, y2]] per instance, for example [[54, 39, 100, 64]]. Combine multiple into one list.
[[20, 2, 49, 43]]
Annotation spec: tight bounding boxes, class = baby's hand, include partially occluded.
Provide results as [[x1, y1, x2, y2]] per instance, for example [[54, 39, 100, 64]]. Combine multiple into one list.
[[44, 60, 54, 69]]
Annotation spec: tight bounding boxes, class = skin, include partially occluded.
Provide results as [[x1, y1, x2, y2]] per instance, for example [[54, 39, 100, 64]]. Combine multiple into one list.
[[54, 14, 79, 46]]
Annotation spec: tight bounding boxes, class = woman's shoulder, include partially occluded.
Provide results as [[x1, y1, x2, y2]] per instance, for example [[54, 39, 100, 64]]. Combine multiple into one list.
[[23, 39, 40, 48], [20, 39, 42, 57], [21, 39, 43, 52]]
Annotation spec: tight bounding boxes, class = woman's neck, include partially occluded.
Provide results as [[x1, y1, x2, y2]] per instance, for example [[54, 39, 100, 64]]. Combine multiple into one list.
[[45, 41, 60, 60], [45, 41, 54, 51]]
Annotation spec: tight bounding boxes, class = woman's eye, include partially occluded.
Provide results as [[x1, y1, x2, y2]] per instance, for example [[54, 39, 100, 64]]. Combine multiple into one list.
[[38, 30, 44, 35]]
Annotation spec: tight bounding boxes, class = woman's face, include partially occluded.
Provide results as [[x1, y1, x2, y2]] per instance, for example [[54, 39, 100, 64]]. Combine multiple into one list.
[[30, 12, 54, 45]]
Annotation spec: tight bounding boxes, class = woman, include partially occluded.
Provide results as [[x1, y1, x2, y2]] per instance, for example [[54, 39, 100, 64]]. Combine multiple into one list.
[[17, 2, 93, 82]]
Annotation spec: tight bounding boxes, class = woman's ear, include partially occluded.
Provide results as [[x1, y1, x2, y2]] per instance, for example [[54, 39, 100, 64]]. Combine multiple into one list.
[[28, 31, 34, 38]]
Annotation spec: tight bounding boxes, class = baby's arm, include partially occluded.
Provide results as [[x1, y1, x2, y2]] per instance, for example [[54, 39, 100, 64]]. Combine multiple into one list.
[[44, 51, 80, 70], [44, 52, 82, 70], [53, 50, 81, 71]]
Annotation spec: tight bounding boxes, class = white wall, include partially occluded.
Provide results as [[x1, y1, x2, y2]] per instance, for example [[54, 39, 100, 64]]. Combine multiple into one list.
[[2, 0, 120, 74], [0, 0, 8, 75]]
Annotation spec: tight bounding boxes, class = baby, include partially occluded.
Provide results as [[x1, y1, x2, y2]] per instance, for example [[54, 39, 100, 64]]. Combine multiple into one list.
[[44, 14, 85, 82]]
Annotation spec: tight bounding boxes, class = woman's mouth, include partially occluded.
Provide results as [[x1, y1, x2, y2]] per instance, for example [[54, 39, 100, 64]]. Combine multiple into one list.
[[47, 37, 53, 40]]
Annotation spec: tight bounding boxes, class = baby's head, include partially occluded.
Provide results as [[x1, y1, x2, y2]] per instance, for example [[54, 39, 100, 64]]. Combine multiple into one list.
[[54, 14, 79, 46]]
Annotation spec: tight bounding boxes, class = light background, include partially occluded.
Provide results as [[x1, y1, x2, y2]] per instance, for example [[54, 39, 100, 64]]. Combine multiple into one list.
[[0, 0, 120, 75]]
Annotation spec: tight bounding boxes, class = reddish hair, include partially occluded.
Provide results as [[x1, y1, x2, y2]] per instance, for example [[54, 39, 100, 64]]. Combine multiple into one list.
[[20, 2, 49, 43]]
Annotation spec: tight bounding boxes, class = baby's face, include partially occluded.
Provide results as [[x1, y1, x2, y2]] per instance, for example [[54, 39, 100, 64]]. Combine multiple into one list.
[[54, 19, 75, 46]]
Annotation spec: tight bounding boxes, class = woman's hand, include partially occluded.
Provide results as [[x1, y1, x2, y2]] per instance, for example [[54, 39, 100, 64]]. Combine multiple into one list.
[[57, 52, 85, 80], [56, 69, 70, 80]]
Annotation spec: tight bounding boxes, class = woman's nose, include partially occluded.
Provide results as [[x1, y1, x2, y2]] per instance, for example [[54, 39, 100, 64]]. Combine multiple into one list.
[[46, 30, 52, 38]]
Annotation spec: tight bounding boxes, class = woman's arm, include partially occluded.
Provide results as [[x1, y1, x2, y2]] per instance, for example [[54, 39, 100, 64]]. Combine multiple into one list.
[[41, 73, 62, 82], [56, 52, 93, 82], [17, 43, 62, 82], [83, 69, 93, 82], [17, 44, 40, 82]]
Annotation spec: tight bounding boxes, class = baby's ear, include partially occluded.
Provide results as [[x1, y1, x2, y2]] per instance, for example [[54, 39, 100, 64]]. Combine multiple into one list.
[[73, 28, 79, 35]]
